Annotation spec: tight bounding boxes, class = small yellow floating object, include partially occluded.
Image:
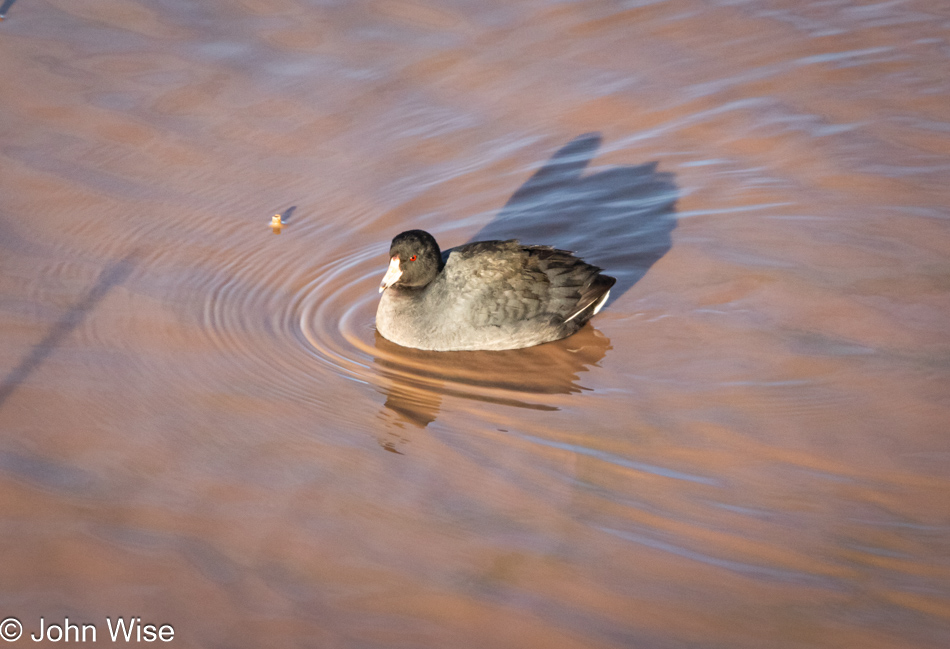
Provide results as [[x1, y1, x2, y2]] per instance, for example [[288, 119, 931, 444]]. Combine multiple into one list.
[[270, 214, 283, 234]]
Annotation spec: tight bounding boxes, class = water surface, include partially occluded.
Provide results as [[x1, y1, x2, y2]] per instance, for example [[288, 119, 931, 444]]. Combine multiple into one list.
[[1, 1, 948, 647]]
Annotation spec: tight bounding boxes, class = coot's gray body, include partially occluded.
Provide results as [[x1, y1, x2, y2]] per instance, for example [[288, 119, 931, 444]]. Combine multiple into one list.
[[376, 230, 615, 351]]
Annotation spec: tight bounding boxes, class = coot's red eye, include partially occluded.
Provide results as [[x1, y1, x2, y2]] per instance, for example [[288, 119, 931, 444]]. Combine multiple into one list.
[[409, 255, 417, 262]]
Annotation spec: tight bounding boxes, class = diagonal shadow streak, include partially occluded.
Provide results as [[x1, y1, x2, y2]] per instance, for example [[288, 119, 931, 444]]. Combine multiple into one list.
[[0, 0, 18, 20], [0, 251, 139, 409]]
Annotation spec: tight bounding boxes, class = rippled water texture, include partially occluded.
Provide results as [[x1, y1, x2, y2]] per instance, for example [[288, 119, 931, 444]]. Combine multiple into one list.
[[2, 1, 949, 647]]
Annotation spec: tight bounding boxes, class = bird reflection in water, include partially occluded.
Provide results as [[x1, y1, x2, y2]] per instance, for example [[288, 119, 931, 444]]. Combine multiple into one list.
[[374, 325, 612, 434]]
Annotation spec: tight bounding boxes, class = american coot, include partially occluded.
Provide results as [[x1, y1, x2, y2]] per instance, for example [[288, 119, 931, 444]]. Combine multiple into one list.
[[376, 230, 616, 351]]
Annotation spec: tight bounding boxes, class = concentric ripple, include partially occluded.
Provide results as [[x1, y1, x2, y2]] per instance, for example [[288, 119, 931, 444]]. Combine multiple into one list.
[[292, 242, 383, 383], [196, 229, 614, 421]]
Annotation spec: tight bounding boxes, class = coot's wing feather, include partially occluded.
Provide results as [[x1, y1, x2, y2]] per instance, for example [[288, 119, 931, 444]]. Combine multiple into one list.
[[443, 241, 541, 325], [528, 245, 615, 322], [443, 241, 613, 327]]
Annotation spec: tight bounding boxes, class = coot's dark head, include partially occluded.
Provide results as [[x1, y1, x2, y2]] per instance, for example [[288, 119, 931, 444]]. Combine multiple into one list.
[[379, 230, 443, 293]]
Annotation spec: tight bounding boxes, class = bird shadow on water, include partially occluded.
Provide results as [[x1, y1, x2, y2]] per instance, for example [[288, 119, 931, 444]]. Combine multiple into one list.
[[371, 133, 678, 438]]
